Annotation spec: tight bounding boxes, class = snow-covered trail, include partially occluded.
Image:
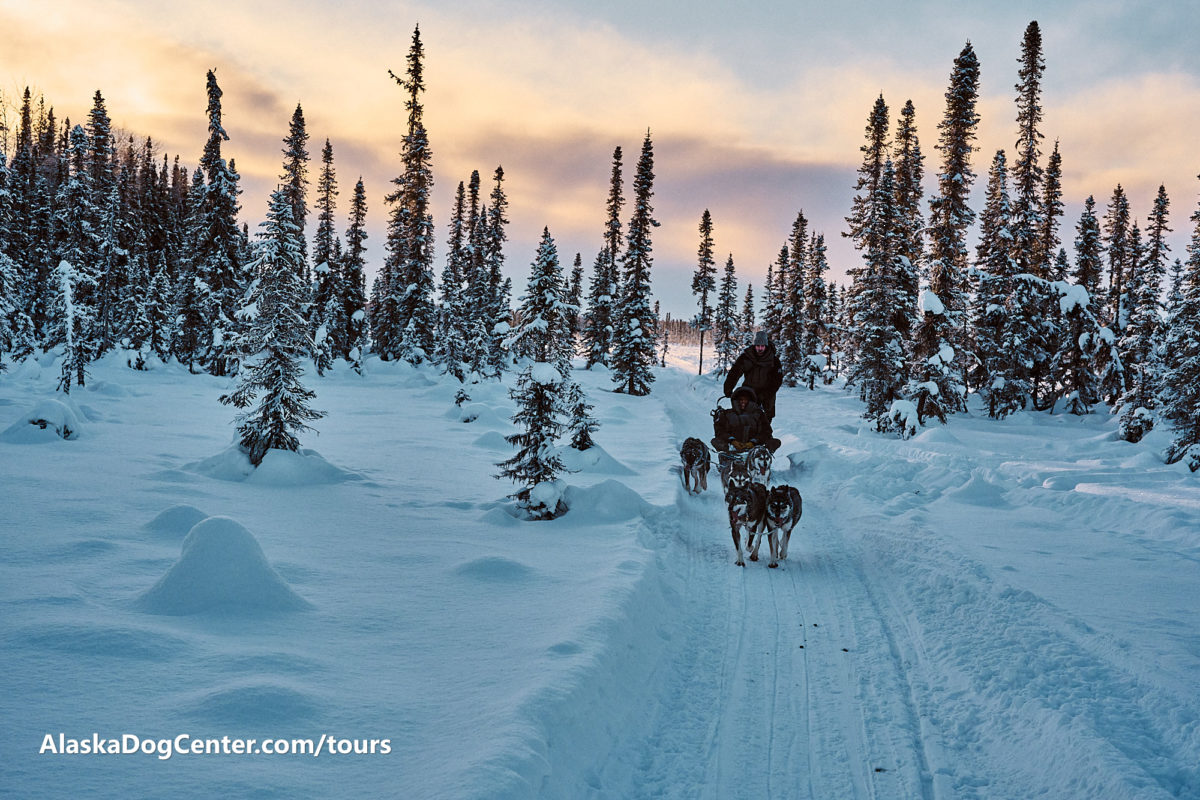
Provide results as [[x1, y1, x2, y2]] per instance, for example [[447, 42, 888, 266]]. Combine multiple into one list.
[[569, 368, 934, 799], [557, 365, 1200, 800]]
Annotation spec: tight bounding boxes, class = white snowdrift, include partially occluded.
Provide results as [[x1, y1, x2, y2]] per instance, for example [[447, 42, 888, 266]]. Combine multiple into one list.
[[0, 398, 84, 442], [136, 516, 311, 615], [185, 445, 359, 485]]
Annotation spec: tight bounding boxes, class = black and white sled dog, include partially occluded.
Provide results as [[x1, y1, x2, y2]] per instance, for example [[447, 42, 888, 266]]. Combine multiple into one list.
[[761, 485, 803, 568], [679, 437, 711, 494], [746, 445, 773, 485], [721, 456, 752, 497], [726, 481, 768, 567]]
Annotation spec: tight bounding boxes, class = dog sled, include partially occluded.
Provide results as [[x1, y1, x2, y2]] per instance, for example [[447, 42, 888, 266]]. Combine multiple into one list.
[[676, 395, 803, 568]]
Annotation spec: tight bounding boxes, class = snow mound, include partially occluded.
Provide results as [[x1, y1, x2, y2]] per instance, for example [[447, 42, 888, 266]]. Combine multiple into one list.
[[472, 430, 511, 450], [945, 469, 1011, 507], [561, 479, 651, 523], [446, 402, 509, 427], [186, 682, 321, 725], [453, 556, 537, 583], [558, 444, 636, 475], [136, 517, 312, 615], [186, 446, 357, 486], [143, 505, 210, 537], [1, 399, 84, 442], [913, 424, 961, 445]]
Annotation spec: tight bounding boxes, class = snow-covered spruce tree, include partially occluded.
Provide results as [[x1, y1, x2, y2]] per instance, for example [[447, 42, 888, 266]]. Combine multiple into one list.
[[279, 103, 310, 283], [915, 41, 980, 415], [972, 149, 1029, 418], [497, 362, 568, 519], [741, 281, 755, 343], [761, 261, 778, 345], [311, 138, 341, 372], [1117, 185, 1171, 442], [195, 70, 245, 377], [845, 94, 890, 254], [436, 179, 469, 380], [1050, 196, 1105, 415], [52, 124, 101, 361], [658, 304, 669, 367], [482, 166, 512, 377], [692, 208, 717, 374], [1103, 183, 1132, 331], [780, 212, 808, 386], [219, 187, 324, 467], [377, 26, 436, 364], [565, 377, 600, 451], [1011, 20, 1046, 278], [506, 227, 576, 375], [343, 177, 368, 370], [1162, 178, 1200, 470], [842, 95, 891, 387], [846, 160, 907, 430], [583, 146, 624, 368], [803, 233, 833, 387], [567, 252, 583, 348], [713, 253, 740, 375], [53, 260, 93, 393], [892, 100, 924, 339], [611, 131, 658, 396], [1167, 258, 1186, 321]]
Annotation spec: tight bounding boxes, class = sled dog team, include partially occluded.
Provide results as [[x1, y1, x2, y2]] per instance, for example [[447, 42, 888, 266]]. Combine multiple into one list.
[[679, 436, 803, 569]]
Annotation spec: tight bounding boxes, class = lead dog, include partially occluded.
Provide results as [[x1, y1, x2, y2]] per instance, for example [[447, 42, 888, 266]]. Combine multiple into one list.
[[762, 485, 803, 568], [726, 482, 767, 567], [679, 437, 711, 494], [746, 445, 773, 485]]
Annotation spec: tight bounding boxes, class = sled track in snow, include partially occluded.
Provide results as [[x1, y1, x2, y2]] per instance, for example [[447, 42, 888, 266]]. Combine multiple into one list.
[[601, 374, 939, 799]]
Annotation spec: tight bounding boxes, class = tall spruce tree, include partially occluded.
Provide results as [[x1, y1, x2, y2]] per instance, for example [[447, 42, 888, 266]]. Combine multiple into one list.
[[1162, 176, 1200, 470], [611, 132, 658, 396], [1050, 196, 1105, 414], [847, 159, 907, 426], [803, 233, 832, 387], [917, 41, 980, 415], [583, 146, 623, 368], [567, 252, 584, 346], [713, 253, 740, 375], [779, 212, 808, 385], [1103, 184, 1132, 330], [893, 99, 924, 338], [343, 177, 368, 369], [692, 208, 717, 374], [1118, 185, 1171, 442], [219, 187, 323, 467], [741, 282, 755, 343], [194, 69, 244, 377], [279, 103, 310, 282], [1011, 20, 1046, 278], [311, 138, 340, 374], [377, 26, 436, 364]]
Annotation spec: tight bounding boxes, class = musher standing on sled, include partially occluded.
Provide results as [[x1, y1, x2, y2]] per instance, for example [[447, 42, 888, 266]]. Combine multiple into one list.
[[724, 331, 783, 421]]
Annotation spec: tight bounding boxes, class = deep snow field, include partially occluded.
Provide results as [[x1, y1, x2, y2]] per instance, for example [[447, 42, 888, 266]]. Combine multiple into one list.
[[1, 346, 1198, 799]]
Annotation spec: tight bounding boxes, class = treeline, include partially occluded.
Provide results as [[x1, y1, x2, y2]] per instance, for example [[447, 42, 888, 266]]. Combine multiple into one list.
[[2, 21, 1200, 472], [677, 21, 1200, 469]]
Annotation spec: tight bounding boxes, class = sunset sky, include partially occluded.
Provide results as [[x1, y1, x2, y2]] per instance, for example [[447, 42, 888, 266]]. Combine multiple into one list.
[[2, 0, 1198, 319]]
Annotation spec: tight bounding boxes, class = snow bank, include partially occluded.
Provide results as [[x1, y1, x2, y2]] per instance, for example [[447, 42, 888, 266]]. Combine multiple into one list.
[[1, 398, 84, 443], [185, 445, 358, 485], [136, 517, 312, 615]]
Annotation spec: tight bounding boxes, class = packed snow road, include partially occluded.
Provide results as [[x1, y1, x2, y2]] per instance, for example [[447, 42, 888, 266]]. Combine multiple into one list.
[[550, 364, 1200, 800]]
